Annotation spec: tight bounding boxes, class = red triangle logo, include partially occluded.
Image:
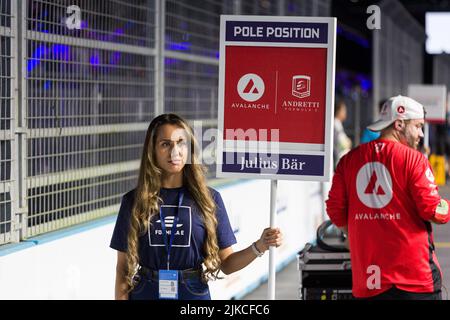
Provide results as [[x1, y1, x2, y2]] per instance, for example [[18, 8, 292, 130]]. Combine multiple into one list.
[[376, 185, 385, 195], [364, 171, 385, 195], [243, 79, 259, 94], [243, 79, 254, 93]]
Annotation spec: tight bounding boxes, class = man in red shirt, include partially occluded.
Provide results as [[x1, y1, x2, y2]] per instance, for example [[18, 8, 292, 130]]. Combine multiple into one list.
[[326, 95, 450, 300]]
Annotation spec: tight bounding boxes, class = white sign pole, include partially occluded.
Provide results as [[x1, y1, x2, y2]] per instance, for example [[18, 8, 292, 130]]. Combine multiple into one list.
[[424, 122, 430, 151], [268, 179, 277, 300]]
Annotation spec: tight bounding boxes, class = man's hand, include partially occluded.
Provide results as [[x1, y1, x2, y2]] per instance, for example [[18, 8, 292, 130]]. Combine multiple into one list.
[[431, 199, 450, 224]]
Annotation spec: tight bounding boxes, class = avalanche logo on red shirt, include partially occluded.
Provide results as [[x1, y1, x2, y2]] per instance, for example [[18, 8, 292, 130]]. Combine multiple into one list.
[[356, 162, 393, 208]]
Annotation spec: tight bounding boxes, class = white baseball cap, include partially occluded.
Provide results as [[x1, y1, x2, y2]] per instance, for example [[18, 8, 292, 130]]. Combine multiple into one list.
[[367, 95, 425, 132]]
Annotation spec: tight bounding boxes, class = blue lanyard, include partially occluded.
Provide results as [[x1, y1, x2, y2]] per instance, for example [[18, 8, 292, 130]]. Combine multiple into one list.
[[159, 190, 184, 270]]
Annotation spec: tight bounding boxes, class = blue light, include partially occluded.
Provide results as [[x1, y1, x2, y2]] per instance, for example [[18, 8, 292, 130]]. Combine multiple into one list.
[[90, 55, 100, 66], [27, 60, 39, 72], [52, 44, 70, 61], [110, 52, 121, 65], [165, 58, 178, 65], [167, 41, 191, 51], [36, 20, 49, 33], [43, 80, 51, 90], [114, 28, 124, 35], [358, 76, 372, 91], [336, 70, 372, 94], [337, 26, 369, 48], [27, 45, 48, 73]]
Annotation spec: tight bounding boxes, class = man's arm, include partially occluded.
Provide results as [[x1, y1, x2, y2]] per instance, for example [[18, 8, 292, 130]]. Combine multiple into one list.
[[410, 156, 450, 225], [326, 158, 349, 228], [429, 199, 450, 224]]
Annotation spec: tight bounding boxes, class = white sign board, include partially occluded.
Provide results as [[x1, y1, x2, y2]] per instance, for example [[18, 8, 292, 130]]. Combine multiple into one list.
[[407, 84, 447, 123], [217, 15, 337, 182], [448, 92, 450, 115]]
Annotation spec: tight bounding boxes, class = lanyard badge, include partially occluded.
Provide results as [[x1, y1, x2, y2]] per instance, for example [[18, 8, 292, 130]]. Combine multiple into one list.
[[158, 190, 184, 299], [158, 270, 178, 299]]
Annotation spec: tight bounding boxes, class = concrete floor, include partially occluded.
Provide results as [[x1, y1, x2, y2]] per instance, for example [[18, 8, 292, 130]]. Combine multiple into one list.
[[243, 184, 450, 300]]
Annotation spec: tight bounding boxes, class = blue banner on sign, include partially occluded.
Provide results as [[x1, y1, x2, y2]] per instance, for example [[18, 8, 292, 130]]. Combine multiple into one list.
[[222, 152, 324, 176], [226, 21, 328, 43]]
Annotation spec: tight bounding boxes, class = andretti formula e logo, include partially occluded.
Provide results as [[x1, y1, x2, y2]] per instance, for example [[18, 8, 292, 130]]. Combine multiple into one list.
[[292, 75, 311, 98], [237, 73, 265, 102]]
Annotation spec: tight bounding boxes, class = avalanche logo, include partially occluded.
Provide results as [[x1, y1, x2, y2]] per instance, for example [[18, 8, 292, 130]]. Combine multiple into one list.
[[237, 73, 265, 102], [148, 205, 192, 247], [356, 162, 393, 208]]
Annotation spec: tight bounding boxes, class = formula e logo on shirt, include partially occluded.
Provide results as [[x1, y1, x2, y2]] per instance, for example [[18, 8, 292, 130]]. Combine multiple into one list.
[[292, 75, 311, 98], [155, 216, 183, 229], [237, 73, 265, 102], [148, 205, 192, 247], [356, 162, 393, 209]]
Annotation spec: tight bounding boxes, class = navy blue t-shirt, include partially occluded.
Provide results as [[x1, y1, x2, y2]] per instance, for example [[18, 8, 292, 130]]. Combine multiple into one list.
[[110, 187, 237, 270]]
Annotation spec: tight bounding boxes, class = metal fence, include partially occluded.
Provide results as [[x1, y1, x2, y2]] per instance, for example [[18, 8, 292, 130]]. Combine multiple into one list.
[[433, 54, 450, 90], [372, 0, 425, 120], [1, 0, 14, 244], [0, 0, 331, 246]]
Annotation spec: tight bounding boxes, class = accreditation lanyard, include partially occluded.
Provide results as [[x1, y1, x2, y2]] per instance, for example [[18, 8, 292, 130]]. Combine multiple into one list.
[[159, 190, 184, 270]]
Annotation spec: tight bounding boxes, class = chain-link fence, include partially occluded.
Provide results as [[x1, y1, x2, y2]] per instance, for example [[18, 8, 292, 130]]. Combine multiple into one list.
[[1, 0, 13, 245], [434, 54, 450, 90], [0, 0, 331, 246], [373, 0, 425, 120], [24, 0, 156, 238]]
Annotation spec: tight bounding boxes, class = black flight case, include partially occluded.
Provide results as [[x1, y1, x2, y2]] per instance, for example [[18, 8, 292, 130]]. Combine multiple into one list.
[[297, 221, 353, 300]]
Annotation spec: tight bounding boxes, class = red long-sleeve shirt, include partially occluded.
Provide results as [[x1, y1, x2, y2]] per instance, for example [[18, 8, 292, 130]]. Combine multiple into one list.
[[326, 139, 449, 298]]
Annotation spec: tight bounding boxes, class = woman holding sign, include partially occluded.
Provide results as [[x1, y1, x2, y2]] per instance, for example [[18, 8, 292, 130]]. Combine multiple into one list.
[[110, 113, 283, 300]]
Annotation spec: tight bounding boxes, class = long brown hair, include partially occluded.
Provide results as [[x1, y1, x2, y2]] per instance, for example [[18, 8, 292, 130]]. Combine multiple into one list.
[[126, 114, 221, 291]]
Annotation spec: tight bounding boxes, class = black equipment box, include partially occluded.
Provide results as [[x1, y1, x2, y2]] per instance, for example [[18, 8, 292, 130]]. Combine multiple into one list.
[[297, 242, 353, 300]]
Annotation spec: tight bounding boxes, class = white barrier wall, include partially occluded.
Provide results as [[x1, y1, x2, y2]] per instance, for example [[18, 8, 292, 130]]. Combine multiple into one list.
[[0, 180, 324, 300]]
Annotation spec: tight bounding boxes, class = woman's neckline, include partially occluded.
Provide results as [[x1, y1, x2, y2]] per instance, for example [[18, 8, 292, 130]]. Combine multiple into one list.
[[161, 186, 184, 190]]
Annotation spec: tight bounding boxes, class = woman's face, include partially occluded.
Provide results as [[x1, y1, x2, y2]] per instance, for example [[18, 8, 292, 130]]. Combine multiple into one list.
[[154, 124, 189, 175]]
